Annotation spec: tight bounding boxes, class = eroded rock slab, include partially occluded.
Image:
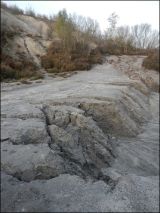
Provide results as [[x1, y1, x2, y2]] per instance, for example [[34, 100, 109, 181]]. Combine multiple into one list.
[[1, 56, 159, 212], [1, 118, 50, 144], [44, 105, 115, 177], [1, 142, 65, 181], [1, 105, 115, 181]]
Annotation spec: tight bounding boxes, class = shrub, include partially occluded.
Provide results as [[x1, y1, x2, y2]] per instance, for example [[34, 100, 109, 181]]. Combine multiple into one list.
[[1, 64, 17, 79], [41, 40, 103, 73], [1, 54, 43, 81], [142, 49, 159, 72]]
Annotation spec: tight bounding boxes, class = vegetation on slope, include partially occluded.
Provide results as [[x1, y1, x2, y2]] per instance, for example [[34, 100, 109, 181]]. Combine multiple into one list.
[[0, 54, 43, 81], [142, 49, 159, 72], [1, 2, 159, 80], [1, 2, 45, 81], [42, 10, 159, 73], [99, 13, 159, 55], [1, 1, 51, 21], [41, 10, 103, 73]]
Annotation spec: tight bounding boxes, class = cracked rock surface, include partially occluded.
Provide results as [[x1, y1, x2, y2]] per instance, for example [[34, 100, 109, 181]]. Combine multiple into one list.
[[1, 172, 159, 212], [1, 56, 159, 212]]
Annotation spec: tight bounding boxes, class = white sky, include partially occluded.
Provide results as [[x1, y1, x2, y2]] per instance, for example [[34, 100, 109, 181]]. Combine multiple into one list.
[[4, 1, 159, 32]]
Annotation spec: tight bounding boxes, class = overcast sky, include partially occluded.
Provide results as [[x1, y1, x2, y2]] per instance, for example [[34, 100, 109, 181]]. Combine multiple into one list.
[[4, 1, 159, 32]]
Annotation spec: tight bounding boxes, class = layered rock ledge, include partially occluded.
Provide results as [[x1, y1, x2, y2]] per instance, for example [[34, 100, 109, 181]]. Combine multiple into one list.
[[1, 56, 159, 212]]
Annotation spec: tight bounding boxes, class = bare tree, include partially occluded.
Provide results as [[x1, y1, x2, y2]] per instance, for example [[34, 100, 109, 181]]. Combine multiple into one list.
[[70, 14, 101, 42], [131, 24, 158, 49], [25, 6, 36, 17], [146, 30, 159, 49], [107, 12, 119, 38], [108, 12, 119, 29]]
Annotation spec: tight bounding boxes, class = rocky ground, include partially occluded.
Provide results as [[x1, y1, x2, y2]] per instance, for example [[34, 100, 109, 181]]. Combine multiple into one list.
[[1, 56, 159, 212]]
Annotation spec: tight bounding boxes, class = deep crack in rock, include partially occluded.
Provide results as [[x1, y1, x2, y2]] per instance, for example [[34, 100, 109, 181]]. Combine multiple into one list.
[[1, 104, 116, 183], [40, 104, 116, 181]]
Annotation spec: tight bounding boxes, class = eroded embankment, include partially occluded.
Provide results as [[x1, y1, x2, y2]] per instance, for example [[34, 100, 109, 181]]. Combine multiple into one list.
[[1, 56, 159, 212], [1, 86, 151, 182]]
